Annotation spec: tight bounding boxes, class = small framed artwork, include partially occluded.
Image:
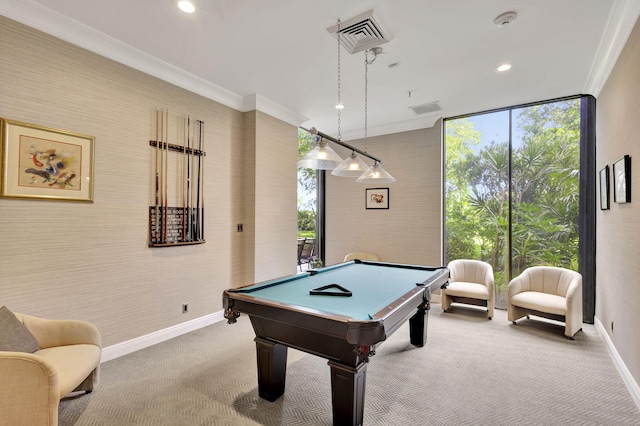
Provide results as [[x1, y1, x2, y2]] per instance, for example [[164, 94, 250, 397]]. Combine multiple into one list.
[[1, 119, 94, 201], [365, 187, 389, 209], [613, 155, 631, 203], [599, 165, 610, 210]]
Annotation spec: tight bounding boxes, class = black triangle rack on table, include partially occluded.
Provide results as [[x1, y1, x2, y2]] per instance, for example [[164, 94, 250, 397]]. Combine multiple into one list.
[[309, 283, 352, 297]]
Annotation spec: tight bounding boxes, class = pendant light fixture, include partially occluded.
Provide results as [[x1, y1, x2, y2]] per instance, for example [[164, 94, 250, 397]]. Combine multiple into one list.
[[332, 151, 369, 176], [298, 19, 345, 171], [356, 161, 396, 183], [332, 19, 369, 177], [297, 135, 344, 170], [356, 48, 395, 183], [299, 14, 395, 183]]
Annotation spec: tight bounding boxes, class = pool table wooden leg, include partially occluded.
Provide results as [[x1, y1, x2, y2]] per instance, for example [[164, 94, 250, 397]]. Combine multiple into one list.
[[255, 337, 288, 402], [328, 361, 367, 426], [409, 301, 429, 347]]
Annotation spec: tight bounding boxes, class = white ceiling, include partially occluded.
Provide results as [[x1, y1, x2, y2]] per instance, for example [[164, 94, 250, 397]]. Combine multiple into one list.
[[2, 0, 640, 140]]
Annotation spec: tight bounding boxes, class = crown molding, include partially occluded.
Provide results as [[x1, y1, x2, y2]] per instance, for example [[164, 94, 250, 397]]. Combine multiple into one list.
[[244, 94, 309, 127], [583, 0, 640, 97]]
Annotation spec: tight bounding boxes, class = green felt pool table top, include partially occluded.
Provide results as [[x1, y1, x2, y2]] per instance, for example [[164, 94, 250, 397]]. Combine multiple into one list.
[[232, 261, 447, 321]]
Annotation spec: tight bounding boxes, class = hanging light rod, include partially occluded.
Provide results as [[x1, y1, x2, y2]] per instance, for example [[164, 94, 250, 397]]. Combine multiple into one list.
[[300, 126, 382, 164]]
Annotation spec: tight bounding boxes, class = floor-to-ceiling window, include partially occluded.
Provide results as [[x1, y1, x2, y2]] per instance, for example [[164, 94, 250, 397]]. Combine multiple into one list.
[[297, 129, 320, 271], [444, 97, 583, 309]]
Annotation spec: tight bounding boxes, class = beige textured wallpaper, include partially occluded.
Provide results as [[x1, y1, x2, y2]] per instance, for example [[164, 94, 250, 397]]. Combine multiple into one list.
[[596, 16, 640, 389], [253, 111, 299, 281], [325, 125, 443, 267], [0, 16, 296, 347]]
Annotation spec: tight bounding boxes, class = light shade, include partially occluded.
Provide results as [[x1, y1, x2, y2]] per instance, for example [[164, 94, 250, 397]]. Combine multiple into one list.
[[331, 152, 369, 177], [356, 161, 396, 183], [297, 138, 343, 170]]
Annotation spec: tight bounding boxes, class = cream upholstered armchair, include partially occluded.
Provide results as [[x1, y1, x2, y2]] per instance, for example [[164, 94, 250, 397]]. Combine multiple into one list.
[[507, 266, 583, 339], [0, 307, 101, 426], [442, 259, 494, 319], [344, 252, 380, 261]]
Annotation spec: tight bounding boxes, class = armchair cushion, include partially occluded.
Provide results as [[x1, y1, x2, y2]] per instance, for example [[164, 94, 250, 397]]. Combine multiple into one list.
[[37, 344, 101, 397], [0, 306, 38, 353], [444, 282, 491, 300], [510, 292, 567, 316]]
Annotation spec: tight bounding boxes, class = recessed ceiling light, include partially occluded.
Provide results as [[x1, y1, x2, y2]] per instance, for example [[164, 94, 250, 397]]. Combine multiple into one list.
[[178, 0, 195, 13], [335, 104, 345, 110], [497, 63, 512, 72]]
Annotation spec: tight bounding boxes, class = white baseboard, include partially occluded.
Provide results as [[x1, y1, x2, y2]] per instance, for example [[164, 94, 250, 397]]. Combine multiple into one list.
[[101, 311, 225, 362], [594, 316, 640, 410]]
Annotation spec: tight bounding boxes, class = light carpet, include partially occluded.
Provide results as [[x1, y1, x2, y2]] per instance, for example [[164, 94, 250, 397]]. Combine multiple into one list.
[[58, 306, 640, 425]]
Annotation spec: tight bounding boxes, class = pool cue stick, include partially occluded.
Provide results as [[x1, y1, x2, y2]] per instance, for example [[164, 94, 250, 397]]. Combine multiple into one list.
[[199, 120, 204, 240], [193, 120, 199, 240], [182, 116, 187, 242], [158, 108, 163, 243], [163, 108, 169, 243], [195, 120, 202, 240], [158, 108, 164, 244], [190, 119, 196, 240], [185, 115, 191, 242], [160, 107, 166, 243], [155, 108, 160, 244]]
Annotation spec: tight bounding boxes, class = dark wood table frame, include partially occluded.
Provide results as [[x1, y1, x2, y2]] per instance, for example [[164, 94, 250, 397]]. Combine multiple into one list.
[[223, 261, 449, 425]]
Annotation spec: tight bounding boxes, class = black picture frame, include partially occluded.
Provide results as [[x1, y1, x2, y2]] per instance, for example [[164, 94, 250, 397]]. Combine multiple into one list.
[[365, 188, 389, 209], [613, 155, 631, 203], [599, 165, 610, 210]]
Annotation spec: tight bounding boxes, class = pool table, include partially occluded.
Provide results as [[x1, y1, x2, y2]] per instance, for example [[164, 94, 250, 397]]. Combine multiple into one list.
[[222, 260, 449, 426]]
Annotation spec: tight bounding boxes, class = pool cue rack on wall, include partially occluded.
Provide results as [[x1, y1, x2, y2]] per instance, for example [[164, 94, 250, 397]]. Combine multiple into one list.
[[149, 108, 206, 247]]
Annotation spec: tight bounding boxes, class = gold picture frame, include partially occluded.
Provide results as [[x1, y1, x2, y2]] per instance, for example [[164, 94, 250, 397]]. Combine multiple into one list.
[[1, 119, 94, 201]]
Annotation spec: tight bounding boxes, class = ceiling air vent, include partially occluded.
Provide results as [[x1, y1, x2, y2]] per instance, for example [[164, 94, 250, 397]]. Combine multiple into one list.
[[327, 10, 391, 54], [410, 102, 442, 115]]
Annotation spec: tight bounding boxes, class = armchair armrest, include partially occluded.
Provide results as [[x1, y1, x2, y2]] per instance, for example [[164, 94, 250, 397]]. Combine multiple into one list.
[[17, 314, 101, 349], [485, 269, 495, 295], [507, 274, 528, 298], [0, 352, 59, 425], [564, 278, 582, 301]]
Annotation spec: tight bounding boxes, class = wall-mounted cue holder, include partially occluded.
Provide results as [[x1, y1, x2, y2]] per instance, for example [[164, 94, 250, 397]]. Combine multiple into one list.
[[149, 140, 205, 156], [149, 108, 206, 247]]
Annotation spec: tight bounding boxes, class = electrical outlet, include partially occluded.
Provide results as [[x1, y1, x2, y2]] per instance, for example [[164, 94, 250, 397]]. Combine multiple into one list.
[[182, 303, 189, 314], [237, 224, 243, 232]]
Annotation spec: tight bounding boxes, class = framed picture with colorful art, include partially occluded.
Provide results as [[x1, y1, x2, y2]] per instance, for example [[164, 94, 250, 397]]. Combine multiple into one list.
[[365, 187, 389, 209], [0, 119, 94, 201]]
